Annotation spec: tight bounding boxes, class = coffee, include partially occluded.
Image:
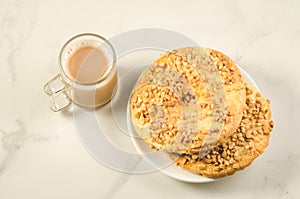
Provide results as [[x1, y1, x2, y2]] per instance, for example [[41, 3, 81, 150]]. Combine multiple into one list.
[[65, 43, 117, 108], [44, 33, 117, 111], [67, 46, 108, 83]]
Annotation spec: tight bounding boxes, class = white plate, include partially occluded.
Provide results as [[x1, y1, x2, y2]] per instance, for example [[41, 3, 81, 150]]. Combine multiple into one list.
[[126, 64, 258, 183]]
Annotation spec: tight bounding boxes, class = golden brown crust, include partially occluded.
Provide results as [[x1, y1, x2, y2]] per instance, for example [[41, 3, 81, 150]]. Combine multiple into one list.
[[172, 47, 246, 153], [205, 48, 244, 85], [130, 47, 246, 154], [205, 48, 246, 143], [130, 83, 181, 149], [171, 84, 274, 178]]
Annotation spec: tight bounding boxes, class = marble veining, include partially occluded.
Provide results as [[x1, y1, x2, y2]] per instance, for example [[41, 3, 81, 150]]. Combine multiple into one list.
[[0, 119, 54, 179], [102, 157, 145, 199], [0, 0, 299, 198], [0, 119, 26, 177], [0, 0, 38, 82], [103, 174, 131, 199], [234, 5, 290, 62]]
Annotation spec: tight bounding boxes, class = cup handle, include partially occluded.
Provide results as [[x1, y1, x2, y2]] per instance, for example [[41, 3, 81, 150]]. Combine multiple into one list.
[[44, 74, 71, 112]]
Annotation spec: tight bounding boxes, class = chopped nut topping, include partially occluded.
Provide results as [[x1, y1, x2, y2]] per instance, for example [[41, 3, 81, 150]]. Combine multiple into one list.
[[171, 84, 274, 178]]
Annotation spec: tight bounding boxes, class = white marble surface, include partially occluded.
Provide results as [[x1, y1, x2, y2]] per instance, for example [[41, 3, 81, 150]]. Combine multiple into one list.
[[0, 0, 299, 198]]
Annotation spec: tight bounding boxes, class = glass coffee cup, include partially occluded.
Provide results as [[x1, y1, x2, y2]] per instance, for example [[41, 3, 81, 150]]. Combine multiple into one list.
[[44, 33, 117, 112]]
